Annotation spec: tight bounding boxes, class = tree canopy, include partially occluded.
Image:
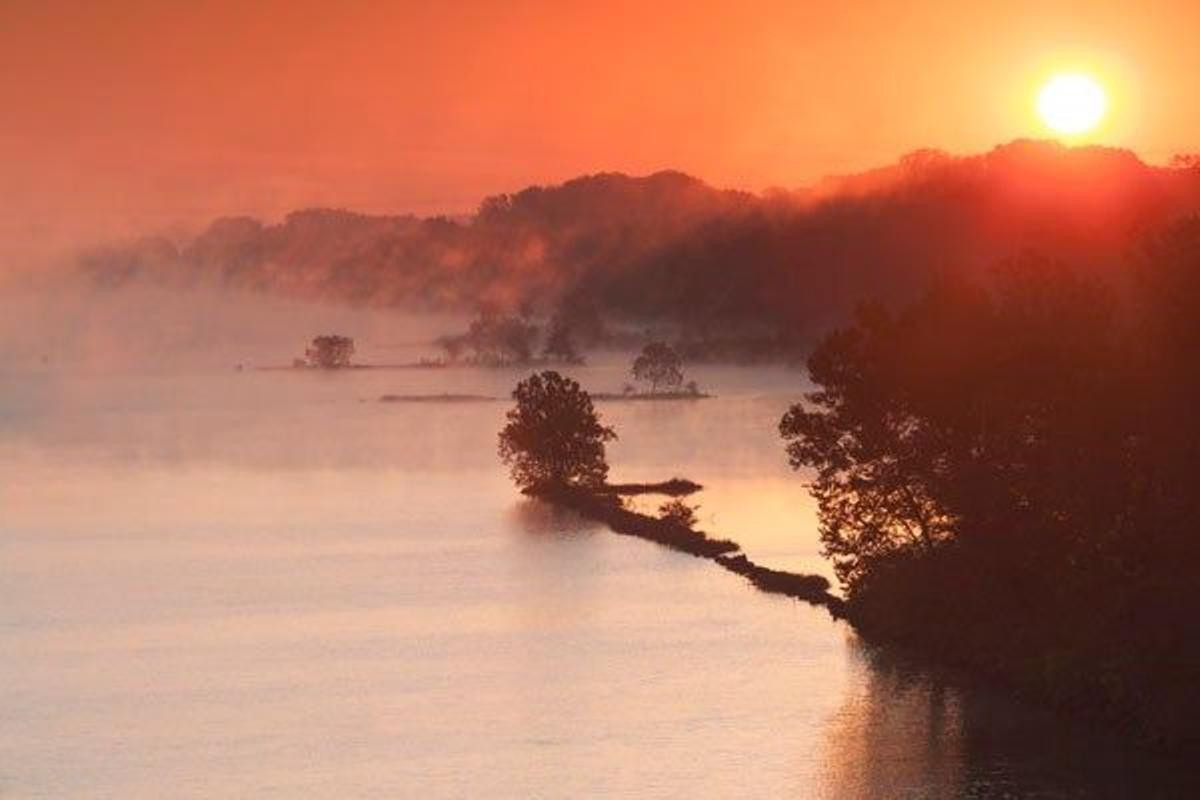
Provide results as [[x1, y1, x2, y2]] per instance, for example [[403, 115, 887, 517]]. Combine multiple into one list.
[[305, 334, 355, 368], [81, 142, 1200, 357], [541, 313, 584, 364], [498, 371, 616, 492], [439, 309, 538, 365], [781, 256, 1124, 589], [632, 341, 684, 394], [780, 241, 1200, 750]]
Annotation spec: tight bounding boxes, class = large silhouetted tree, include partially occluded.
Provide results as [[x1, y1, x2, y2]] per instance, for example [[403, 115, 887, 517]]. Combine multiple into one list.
[[776, 249, 1200, 750], [498, 371, 616, 492], [781, 256, 1125, 590]]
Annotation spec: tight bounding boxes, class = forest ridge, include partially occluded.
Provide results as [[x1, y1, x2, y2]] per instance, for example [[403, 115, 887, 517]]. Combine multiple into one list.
[[80, 140, 1200, 342]]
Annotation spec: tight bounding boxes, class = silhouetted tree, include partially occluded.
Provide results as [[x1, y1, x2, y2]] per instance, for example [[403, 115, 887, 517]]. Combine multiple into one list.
[[556, 290, 609, 345], [780, 256, 1123, 589], [632, 341, 683, 394], [658, 498, 698, 528], [542, 316, 584, 364], [498, 371, 616, 492], [775, 251, 1200, 750], [459, 309, 539, 365], [305, 334, 355, 368], [436, 334, 466, 362]]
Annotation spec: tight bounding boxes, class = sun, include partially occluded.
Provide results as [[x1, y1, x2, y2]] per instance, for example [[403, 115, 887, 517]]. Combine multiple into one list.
[[1037, 73, 1107, 136]]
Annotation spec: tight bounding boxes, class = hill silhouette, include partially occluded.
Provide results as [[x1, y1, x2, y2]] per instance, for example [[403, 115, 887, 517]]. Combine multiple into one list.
[[80, 140, 1200, 342]]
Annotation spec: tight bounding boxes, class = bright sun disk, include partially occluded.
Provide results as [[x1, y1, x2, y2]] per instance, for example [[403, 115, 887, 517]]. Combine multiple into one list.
[[1037, 73, 1107, 135]]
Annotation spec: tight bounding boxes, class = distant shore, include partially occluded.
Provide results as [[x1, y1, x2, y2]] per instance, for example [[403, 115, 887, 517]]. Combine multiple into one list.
[[374, 392, 712, 404], [256, 362, 447, 371]]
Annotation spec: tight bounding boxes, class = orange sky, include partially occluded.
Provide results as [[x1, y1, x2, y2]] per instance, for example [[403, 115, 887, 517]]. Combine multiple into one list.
[[3, 0, 1200, 257]]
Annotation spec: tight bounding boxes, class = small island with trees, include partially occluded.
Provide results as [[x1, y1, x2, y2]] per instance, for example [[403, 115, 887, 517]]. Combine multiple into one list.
[[270, 313, 712, 406], [591, 342, 709, 401], [297, 334, 356, 369]]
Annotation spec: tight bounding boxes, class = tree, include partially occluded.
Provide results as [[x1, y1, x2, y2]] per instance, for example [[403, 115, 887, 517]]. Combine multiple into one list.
[[777, 319, 955, 590], [541, 319, 584, 364], [779, 255, 1124, 591], [775, 248, 1200, 750], [498, 371, 617, 492], [658, 499, 698, 528], [305, 334, 355, 368], [631, 341, 683, 394], [436, 333, 466, 362], [542, 294, 600, 364], [450, 309, 539, 365], [554, 289, 608, 346]]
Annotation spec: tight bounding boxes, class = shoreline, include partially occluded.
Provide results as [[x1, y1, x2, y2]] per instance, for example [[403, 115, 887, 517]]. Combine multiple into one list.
[[530, 480, 1194, 761], [530, 484, 842, 613]]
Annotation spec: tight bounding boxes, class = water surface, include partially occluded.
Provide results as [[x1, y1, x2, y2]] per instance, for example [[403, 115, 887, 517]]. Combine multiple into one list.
[[2, 358, 1194, 797]]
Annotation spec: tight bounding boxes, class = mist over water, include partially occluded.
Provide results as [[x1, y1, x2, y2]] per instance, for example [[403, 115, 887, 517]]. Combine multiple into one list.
[[2, 298, 1196, 797], [0, 280, 470, 372]]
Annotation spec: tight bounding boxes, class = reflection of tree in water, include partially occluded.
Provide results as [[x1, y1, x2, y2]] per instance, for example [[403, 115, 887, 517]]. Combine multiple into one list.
[[820, 637, 1200, 799], [506, 496, 603, 539], [819, 636, 966, 799]]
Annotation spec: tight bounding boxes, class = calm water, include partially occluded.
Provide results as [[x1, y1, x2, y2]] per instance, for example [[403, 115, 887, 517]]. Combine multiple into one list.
[[2, 355, 1195, 798]]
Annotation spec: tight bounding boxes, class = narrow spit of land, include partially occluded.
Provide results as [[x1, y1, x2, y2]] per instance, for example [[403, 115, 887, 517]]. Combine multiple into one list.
[[256, 362, 447, 371], [531, 481, 843, 615], [375, 394, 712, 404]]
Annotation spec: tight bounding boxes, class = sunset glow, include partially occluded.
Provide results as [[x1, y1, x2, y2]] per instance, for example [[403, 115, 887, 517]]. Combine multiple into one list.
[[1037, 73, 1108, 135], [7, 2, 1200, 797]]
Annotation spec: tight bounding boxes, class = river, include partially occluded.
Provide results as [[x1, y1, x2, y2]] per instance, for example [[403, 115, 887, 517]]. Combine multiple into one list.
[[2, 355, 1194, 798]]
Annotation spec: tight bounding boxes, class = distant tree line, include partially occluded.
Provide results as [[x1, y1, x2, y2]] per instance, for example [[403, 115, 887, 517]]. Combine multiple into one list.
[[76, 141, 1200, 358], [437, 309, 540, 366]]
